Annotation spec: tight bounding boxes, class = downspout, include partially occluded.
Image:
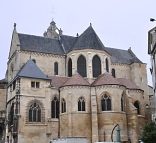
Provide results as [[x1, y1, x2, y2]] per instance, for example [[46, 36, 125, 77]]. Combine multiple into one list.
[[58, 88, 60, 138]]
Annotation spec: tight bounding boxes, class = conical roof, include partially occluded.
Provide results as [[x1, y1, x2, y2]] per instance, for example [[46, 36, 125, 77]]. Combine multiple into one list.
[[72, 25, 105, 51], [92, 73, 119, 86], [18, 59, 49, 80], [50, 76, 69, 89], [62, 73, 90, 87]]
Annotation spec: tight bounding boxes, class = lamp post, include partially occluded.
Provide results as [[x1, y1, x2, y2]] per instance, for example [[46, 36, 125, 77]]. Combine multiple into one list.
[[148, 19, 156, 123], [150, 18, 156, 22]]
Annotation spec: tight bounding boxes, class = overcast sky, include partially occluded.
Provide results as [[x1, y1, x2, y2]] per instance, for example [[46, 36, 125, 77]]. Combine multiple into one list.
[[0, 0, 156, 85]]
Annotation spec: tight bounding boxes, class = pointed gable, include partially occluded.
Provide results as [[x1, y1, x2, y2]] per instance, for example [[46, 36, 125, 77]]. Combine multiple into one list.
[[9, 23, 20, 59], [62, 73, 90, 87], [18, 60, 49, 80], [92, 73, 119, 86], [72, 25, 106, 51]]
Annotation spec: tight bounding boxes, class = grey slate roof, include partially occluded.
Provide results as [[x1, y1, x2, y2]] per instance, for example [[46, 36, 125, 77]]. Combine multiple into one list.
[[18, 33, 64, 55], [60, 35, 77, 53], [105, 47, 142, 64], [18, 59, 49, 80], [72, 25, 106, 51], [17, 26, 143, 64]]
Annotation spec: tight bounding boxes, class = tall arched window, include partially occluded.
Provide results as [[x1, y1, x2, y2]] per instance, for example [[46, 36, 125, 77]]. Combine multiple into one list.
[[92, 55, 101, 78], [9, 103, 14, 125], [101, 94, 111, 111], [121, 95, 124, 111], [54, 62, 58, 75], [106, 58, 109, 72], [51, 97, 59, 118], [29, 102, 41, 122], [78, 97, 85, 111], [61, 98, 66, 113], [77, 55, 87, 77], [68, 58, 72, 77], [112, 68, 116, 78], [134, 101, 140, 115]]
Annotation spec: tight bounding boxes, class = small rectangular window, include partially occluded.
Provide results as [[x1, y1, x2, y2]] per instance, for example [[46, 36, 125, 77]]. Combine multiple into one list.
[[31, 81, 40, 88], [36, 82, 40, 88], [31, 81, 35, 88]]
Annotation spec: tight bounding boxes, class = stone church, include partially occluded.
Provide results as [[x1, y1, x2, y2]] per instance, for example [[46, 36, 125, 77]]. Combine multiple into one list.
[[5, 20, 149, 143]]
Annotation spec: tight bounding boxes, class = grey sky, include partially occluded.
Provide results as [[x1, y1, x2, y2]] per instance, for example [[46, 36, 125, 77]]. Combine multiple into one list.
[[0, 0, 155, 85]]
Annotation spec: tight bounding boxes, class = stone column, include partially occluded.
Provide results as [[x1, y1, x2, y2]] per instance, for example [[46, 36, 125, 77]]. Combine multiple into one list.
[[71, 54, 77, 75], [68, 92, 72, 137], [87, 52, 92, 78], [102, 55, 106, 74], [91, 87, 99, 143]]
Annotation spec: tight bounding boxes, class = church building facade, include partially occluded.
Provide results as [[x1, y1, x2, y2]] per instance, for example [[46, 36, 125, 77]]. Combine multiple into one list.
[[6, 21, 149, 143]]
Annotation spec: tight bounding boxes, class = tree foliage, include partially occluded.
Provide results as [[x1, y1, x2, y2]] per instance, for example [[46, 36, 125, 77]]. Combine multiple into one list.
[[141, 122, 156, 143]]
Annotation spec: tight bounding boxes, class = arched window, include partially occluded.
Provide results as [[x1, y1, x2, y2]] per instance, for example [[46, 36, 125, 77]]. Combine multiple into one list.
[[112, 68, 116, 78], [54, 62, 58, 75], [78, 97, 85, 111], [68, 58, 72, 77], [134, 101, 140, 114], [106, 58, 109, 72], [61, 98, 66, 113], [92, 55, 101, 78], [77, 55, 87, 77], [32, 59, 36, 64], [121, 95, 124, 111], [101, 94, 111, 111], [51, 97, 59, 118], [29, 102, 41, 122], [9, 103, 14, 125]]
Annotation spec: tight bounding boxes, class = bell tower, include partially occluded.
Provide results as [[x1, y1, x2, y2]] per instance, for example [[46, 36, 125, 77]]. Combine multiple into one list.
[[43, 20, 63, 39]]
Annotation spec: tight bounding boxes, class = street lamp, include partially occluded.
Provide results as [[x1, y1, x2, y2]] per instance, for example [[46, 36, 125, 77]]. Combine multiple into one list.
[[150, 18, 156, 22]]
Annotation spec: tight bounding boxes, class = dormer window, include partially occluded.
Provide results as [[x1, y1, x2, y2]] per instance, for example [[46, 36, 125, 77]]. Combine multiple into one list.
[[31, 81, 40, 88], [54, 62, 58, 75]]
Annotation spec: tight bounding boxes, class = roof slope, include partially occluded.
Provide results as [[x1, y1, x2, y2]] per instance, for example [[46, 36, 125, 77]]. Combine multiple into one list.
[[50, 76, 69, 89], [92, 73, 119, 86], [17, 26, 142, 64], [18, 59, 49, 79], [72, 25, 106, 51], [105, 47, 142, 64], [60, 35, 77, 53], [18, 33, 64, 55], [117, 78, 141, 90], [62, 73, 90, 87]]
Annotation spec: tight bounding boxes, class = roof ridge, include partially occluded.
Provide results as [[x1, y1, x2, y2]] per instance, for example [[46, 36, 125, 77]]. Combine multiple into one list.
[[72, 25, 105, 51], [62, 73, 90, 87]]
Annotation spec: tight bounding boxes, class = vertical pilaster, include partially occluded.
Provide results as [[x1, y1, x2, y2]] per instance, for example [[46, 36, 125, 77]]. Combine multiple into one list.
[[91, 87, 99, 143], [71, 54, 77, 75], [87, 52, 92, 78], [102, 55, 106, 74]]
